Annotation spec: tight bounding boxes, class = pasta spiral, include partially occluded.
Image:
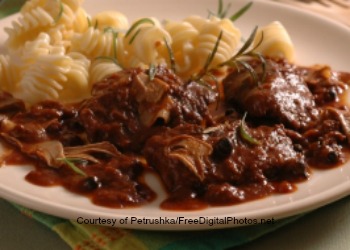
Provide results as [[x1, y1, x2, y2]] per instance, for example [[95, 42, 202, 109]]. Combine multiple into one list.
[[5, 6, 55, 50], [90, 58, 122, 84], [92, 11, 129, 31], [5, 0, 84, 51], [183, 15, 209, 32], [70, 27, 117, 59], [0, 0, 297, 107], [165, 20, 198, 77], [120, 18, 171, 68], [72, 8, 90, 34], [253, 21, 295, 62], [192, 17, 241, 71], [14, 52, 90, 104]]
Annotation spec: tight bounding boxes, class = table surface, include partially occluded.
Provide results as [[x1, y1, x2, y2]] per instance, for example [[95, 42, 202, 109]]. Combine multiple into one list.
[[1, 196, 350, 250], [1, 1, 350, 249]]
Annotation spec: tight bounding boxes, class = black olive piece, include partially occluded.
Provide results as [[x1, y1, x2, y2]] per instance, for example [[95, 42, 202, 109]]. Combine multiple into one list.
[[326, 88, 337, 102], [68, 120, 85, 131], [327, 151, 339, 164], [293, 144, 303, 152], [82, 176, 102, 191], [153, 117, 166, 126], [212, 137, 233, 160], [225, 108, 236, 116]]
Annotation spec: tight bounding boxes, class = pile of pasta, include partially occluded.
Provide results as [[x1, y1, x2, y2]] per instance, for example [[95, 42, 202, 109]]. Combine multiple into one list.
[[0, 0, 295, 105]]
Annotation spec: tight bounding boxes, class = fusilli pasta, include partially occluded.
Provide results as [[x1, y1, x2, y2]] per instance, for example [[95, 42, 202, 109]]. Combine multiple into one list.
[[92, 11, 129, 31], [14, 52, 90, 104], [120, 18, 171, 68], [70, 27, 117, 59], [253, 21, 295, 62], [90, 58, 122, 84], [192, 17, 241, 71], [164, 20, 198, 77], [0, 0, 296, 106], [5, 0, 84, 51]]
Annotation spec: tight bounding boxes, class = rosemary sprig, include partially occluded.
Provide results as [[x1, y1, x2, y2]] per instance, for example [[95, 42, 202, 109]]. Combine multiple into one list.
[[230, 2, 253, 22], [239, 112, 261, 145], [216, 0, 231, 18], [87, 17, 92, 27], [104, 27, 119, 59], [209, 0, 253, 21], [219, 26, 267, 85], [195, 30, 223, 81], [164, 38, 176, 73], [57, 158, 87, 176], [149, 63, 157, 81], [249, 51, 267, 84], [235, 60, 259, 85], [222, 26, 258, 64], [190, 30, 222, 104], [206, 73, 221, 110], [125, 18, 155, 44], [54, 0, 64, 24]]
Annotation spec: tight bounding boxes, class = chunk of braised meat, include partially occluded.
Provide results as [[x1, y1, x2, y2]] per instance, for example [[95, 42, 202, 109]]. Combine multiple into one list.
[[298, 65, 350, 105], [223, 59, 318, 130], [303, 107, 350, 168], [143, 120, 308, 205], [22, 141, 155, 208], [0, 100, 84, 146], [79, 67, 217, 152], [0, 92, 25, 117], [61, 146, 155, 208]]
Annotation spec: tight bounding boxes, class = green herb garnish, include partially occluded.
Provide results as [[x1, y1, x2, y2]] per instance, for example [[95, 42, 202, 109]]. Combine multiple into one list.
[[164, 38, 176, 73], [224, 26, 258, 63], [94, 20, 99, 29], [239, 112, 261, 145], [104, 27, 119, 59], [209, 0, 253, 21], [87, 17, 92, 27], [248, 51, 267, 85], [195, 30, 223, 80], [230, 2, 253, 22], [125, 18, 155, 44], [54, 0, 64, 24], [206, 73, 221, 110], [216, 0, 231, 18], [220, 26, 267, 86], [57, 158, 87, 176], [149, 63, 157, 81]]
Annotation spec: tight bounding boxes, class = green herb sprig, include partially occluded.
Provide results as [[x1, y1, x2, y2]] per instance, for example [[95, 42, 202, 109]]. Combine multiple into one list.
[[164, 38, 176, 73], [230, 2, 253, 22], [87, 16, 92, 27], [195, 30, 223, 81], [104, 27, 119, 59], [219, 27, 267, 85], [210, 0, 253, 21], [125, 18, 155, 45], [93, 27, 121, 68], [54, 0, 64, 24], [57, 158, 87, 176], [239, 112, 261, 145], [149, 63, 157, 81]]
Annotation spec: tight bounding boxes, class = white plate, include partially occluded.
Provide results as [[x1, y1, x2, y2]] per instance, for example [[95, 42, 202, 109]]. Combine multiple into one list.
[[1, 0, 350, 231]]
